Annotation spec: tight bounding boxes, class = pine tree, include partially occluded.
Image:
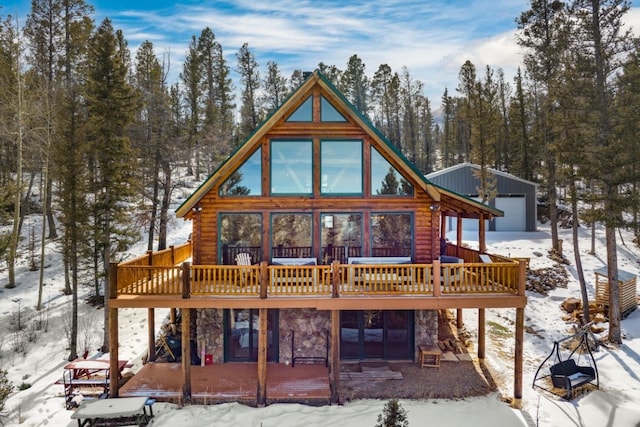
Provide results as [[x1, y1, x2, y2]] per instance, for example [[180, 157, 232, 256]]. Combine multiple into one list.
[[570, 0, 634, 344], [236, 42, 260, 142], [341, 54, 369, 115], [517, 0, 569, 255], [375, 399, 409, 427], [84, 18, 140, 352], [181, 35, 203, 179], [262, 60, 288, 115]]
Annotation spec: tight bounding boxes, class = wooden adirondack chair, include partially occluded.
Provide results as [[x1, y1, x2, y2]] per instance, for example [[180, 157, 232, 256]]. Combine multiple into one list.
[[235, 253, 256, 287]]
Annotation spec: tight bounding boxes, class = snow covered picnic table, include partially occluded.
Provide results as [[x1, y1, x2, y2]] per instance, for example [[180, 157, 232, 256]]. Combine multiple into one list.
[[70, 396, 155, 426]]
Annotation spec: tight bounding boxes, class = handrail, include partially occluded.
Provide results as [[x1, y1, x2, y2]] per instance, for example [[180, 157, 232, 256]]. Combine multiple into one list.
[[115, 259, 520, 298]]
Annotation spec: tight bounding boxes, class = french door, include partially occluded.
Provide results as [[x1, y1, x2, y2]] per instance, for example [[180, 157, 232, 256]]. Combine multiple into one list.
[[340, 310, 413, 360]]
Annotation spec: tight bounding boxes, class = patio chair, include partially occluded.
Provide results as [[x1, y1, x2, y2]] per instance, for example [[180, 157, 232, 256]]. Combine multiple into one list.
[[236, 253, 257, 287]]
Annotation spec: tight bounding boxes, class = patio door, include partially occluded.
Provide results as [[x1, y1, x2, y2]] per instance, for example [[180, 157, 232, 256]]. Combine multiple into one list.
[[340, 310, 413, 360], [225, 309, 278, 362]]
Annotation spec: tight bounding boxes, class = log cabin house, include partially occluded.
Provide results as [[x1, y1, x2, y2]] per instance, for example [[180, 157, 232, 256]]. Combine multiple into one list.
[[108, 70, 527, 407]]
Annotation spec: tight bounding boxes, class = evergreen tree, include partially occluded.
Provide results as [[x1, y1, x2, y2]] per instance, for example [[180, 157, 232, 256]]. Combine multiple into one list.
[[570, 0, 634, 344], [517, 0, 569, 255], [180, 35, 203, 178], [133, 40, 170, 251], [375, 399, 409, 427], [84, 18, 139, 351], [262, 60, 288, 115], [341, 54, 369, 115], [236, 42, 260, 142]]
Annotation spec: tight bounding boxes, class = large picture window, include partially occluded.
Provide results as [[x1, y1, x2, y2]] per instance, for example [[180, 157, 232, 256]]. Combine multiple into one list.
[[320, 213, 362, 264], [271, 140, 313, 195], [219, 213, 262, 265], [271, 213, 313, 259], [321, 140, 362, 195], [370, 213, 412, 257]]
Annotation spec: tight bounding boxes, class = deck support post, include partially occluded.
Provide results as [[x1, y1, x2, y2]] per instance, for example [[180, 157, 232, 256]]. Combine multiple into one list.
[[479, 213, 486, 254], [329, 309, 340, 403], [181, 308, 192, 405], [257, 308, 268, 406], [456, 309, 463, 329], [513, 259, 527, 407], [513, 307, 524, 408], [148, 308, 155, 363], [478, 308, 485, 360], [109, 262, 119, 398]]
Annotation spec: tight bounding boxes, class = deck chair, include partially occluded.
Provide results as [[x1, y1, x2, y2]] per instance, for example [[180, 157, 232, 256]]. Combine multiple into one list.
[[479, 254, 492, 263], [235, 253, 256, 287]]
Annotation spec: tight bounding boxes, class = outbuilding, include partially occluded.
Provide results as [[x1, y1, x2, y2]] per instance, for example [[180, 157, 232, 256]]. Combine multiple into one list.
[[427, 163, 538, 232]]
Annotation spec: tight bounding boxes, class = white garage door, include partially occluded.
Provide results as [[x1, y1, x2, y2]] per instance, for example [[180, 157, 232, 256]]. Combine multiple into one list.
[[495, 196, 526, 231]]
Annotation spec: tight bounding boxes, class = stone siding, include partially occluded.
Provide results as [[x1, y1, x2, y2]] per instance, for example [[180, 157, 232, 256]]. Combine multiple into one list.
[[279, 309, 331, 365], [414, 309, 438, 359], [196, 308, 224, 363]]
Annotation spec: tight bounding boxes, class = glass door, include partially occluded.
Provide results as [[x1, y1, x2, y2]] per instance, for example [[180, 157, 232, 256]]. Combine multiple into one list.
[[340, 310, 413, 360], [225, 309, 278, 362]]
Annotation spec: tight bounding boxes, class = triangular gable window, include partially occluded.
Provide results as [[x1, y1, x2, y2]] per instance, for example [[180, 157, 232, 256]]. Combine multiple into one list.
[[219, 148, 262, 196], [371, 147, 413, 196], [286, 96, 313, 122], [320, 96, 347, 122]]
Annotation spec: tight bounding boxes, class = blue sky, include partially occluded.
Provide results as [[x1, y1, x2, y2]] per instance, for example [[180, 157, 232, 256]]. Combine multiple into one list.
[[3, 0, 640, 104]]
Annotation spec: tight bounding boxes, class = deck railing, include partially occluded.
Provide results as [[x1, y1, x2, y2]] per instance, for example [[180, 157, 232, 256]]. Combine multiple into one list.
[[114, 257, 524, 298]]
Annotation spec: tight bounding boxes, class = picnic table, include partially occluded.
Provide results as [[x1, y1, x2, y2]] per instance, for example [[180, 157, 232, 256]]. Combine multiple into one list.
[[59, 359, 131, 409], [70, 396, 155, 427]]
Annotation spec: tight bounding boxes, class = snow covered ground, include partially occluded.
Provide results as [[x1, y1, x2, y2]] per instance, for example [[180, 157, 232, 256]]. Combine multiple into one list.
[[1, 216, 639, 426]]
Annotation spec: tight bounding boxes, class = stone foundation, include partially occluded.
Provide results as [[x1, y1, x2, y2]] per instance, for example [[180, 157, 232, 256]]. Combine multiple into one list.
[[414, 310, 439, 359], [279, 308, 331, 364], [196, 308, 224, 363]]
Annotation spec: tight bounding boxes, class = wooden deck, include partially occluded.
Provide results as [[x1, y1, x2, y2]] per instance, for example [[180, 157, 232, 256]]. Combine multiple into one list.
[[118, 362, 331, 405]]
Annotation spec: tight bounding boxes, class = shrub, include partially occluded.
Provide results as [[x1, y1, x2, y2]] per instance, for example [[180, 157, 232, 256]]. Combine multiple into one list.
[[375, 398, 409, 427], [0, 369, 13, 412]]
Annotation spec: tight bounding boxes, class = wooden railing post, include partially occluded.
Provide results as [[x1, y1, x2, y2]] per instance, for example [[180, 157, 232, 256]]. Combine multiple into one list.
[[432, 260, 441, 297], [331, 261, 340, 298], [182, 262, 191, 299], [260, 261, 268, 299], [517, 259, 527, 295], [170, 245, 175, 265], [147, 250, 154, 266]]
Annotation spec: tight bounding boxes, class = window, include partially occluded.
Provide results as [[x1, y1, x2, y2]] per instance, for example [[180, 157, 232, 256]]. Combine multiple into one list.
[[271, 213, 313, 259], [320, 213, 362, 264], [321, 140, 362, 195], [371, 213, 412, 257], [270, 140, 313, 195], [320, 96, 347, 122], [219, 148, 262, 196], [371, 147, 413, 196], [286, 96, 313, 122], [219, 213, 262, 264]]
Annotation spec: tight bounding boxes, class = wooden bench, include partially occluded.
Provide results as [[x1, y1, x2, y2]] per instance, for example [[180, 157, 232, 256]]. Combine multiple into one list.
[[418, 345, 442, 368]]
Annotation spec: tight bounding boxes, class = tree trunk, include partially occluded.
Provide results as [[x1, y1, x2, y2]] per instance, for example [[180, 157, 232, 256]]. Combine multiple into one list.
[[570, 179, 589, 324], [158, 160, 171, 251]]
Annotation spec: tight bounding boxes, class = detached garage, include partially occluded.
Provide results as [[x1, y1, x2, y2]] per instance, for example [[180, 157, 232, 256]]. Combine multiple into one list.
[[427, 163, 538, 232]]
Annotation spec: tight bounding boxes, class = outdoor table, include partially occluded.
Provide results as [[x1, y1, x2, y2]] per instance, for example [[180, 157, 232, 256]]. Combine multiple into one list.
[[70, 396, 154, 426]]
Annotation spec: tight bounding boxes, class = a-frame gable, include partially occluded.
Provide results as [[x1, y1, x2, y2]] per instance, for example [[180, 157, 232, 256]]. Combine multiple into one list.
[[176, 70, 498, 219]]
